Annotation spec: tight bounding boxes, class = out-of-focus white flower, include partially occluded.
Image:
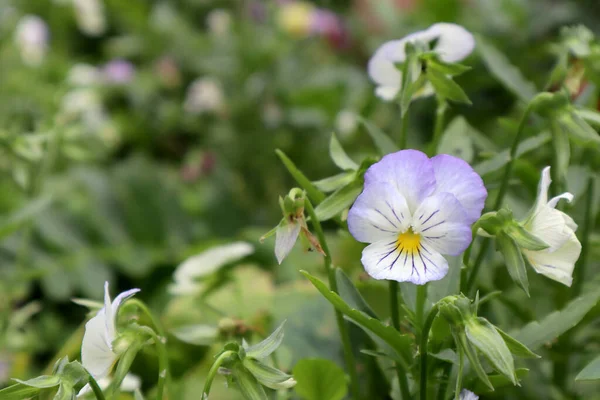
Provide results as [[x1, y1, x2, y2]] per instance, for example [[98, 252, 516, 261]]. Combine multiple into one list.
[[61, 88, 107, 129], [81, 282, 140, 379], [521, 167, 581, 286], [170, 242, 254, 295], [103, 59, 135, 84], [73, 0, 106, 36], [263, 102, 283, 128], [184, 77, 225, 114], [67, 63, 102, 86], [368, 23, 474, 101], [335, 109, 357, 139], [207, 9, 232, 37], [14, 15, 49, 67], [459, 389, 479, 400], [77, 373, 141, 398]]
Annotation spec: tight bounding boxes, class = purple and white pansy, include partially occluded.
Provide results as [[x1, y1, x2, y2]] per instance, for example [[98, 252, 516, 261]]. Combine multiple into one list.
[[348, 150, 487, 285]]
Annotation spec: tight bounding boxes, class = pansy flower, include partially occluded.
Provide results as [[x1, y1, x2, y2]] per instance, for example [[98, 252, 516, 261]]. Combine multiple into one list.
[[521, 167, 581, 286], [368, 23, 475, 100], [81, 282, 140, 379], [348, 150, 486, 284]]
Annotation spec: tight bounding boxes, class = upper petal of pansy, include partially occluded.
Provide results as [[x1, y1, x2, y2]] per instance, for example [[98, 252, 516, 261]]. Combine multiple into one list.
[[428, 23, 475, 63], [523, 231, 581, 287], [361, 236, 449, 284], [364, 150, 436, 214], [412, 192, 472, 256], [531, 167, 552, 214], [107, 287, 140, 342], [348, 181, 411, 243], [368, 40, 404, 88], [81, 308, 116, 378], [430, 154, 487, 224]]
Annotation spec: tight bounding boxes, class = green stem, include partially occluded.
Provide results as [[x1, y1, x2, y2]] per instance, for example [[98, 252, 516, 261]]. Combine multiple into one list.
[[203, 350, 236, 399], [389, 281, 411, 399], [304, 198, 360, 400], [399, 110, 410, 149], [419, 305, 439, 400], [465, 103, 533, 294], [454, 347, 464, 400], [429, 99, 447, 155], [129, 299, 166, 337], [572, 176, 594, 296], [416, 284, 428, 328], [88, 374, 107, 400]]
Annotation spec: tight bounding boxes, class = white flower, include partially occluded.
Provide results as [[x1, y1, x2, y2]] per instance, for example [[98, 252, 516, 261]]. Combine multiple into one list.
[[521, 167, 581, 286], [335, 110, 357, 139], [67, 63, 102, 86], [184, 78, 225, 114], [81, 282, 140, 379], [207, 9, 232, 37], [459, 389, 479, 400], [77, 373, 141, 398], [14, 15, 49, 67], [170, 242, 254, 295], [73, 0, 106, 36], [368, 23, 474, 101]]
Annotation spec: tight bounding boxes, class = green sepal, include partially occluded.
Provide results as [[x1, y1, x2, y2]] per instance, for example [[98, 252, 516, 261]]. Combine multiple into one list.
[[493, 326, 540, 359], [245, 321, 286, 360], [53, 383, 75, 400], [12, 375, 61, 389], [242, 358, 296, 390], [423, 53, 472, 76], [496, 231, 530, 296], [455, 331, 494, 391], [0, 384, 41, 400], [232, 363, 268, 400], [426, 68, 471, 104], [504, 223, 549, 251]]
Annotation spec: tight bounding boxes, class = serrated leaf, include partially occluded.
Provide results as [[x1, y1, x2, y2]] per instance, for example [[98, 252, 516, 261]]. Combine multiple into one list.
[[427, 68, 471, 104], [335, 268, 377, 318], [496, 231, 529, 296], [312, 172, 355, 193], [329, 133, 358, 170], [301, 271, 413, 366], [293, 359, 347, 400], [276, 150, 325, 204], [356, 116, 399, 155], [314, 181, 362, 221], [233, 363, 268, 400], [13, 375, 61, 389], [172, 324, 219, 345], [513, 277, 600, 349], [245, 321, 286, 360], [576, 355, 600, 381], [477, 36, 537, 102]]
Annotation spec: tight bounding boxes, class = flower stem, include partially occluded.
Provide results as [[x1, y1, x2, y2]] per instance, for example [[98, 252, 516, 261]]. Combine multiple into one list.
[[572, 176, 594, 297], [420, 305, 439, 400], [389, 280, 411, 399], [465, 103, 533, 294], [454, 346, 464, 400], [429, 99, 447, 156], [399, 111, 410, 149], [416, 284, 428, 328], [203, 350, 236, 399], [87, 373, 106, 400], [304, 198, 361, 400]]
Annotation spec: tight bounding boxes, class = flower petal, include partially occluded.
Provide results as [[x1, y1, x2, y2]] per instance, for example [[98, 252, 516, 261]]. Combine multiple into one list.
[[361, 237, 449, 284], [375, 85, 400, 101], [523, 231, 581, 287], [548, 192, 574, 209], [81, 308, 117, 379], [412, 192, 472, 256], [364, 150, 436, 214], [459, 389, 479, 400], [428, 23, 475, 63], [348, 182, 411, 243], [532, 166, 552, 213], [275, 221, 301, 264], [108, 287, 141, 342], [526, 206, 573, 252], [430, 154, 487, 224]]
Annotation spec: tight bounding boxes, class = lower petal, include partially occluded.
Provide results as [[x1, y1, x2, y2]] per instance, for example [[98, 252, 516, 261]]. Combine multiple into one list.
[[523, 232, 581, 287], [375, 85, 400, 101]]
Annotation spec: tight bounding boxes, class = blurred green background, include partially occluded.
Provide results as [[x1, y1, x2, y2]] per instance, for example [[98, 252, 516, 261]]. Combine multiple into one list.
[[2, 0, 600, 399]]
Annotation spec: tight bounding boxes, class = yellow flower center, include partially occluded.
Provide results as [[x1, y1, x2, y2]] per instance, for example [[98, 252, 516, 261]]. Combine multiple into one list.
[[397, 229, 421, 254]]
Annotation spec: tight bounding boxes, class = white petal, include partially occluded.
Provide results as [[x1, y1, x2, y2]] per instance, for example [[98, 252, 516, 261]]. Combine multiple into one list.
[[275, 222, 301, 264], [532, 166, 552, 213], [561, 212, 578, 231], [168, 280, 203, 295], [523, 231, 581, 287], [459, 389, 479, 400], [361, 237, 449, 284], [526, 206, 572, 252], [108, 288, 141, 342], [428, 23, 475, 63], [173, 242, 254, 282], [412, 192, 472, 256], [375, 85, 400, 100], [368, 40, 404, 87], [547, 192, 574, 209], [120, 373, 142, 392], [348, 182, 411, 243], [81, 308, 117, 379]]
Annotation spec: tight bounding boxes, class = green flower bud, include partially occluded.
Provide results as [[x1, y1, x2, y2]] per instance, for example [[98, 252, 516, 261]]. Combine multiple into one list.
[[437, 295, 474, 328], [530, 91, 569, 118]]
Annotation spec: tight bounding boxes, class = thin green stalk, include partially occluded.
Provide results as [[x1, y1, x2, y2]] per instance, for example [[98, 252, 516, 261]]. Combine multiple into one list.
[[389, 280, 411, 400], [203, 350, 236, 399], [129, 299, 166, 337], [572, 176, 594, 296], [454, 347, 464, 400], [420, 305, 439, 400], [429, 99, 448, 155], [304, 198, 360, 400], [88, 374, 107, 400], [399, 111, 410, 149], [416, 284, 428, 328], [436, 364, 452, 400], [465, 103, 533, 294]]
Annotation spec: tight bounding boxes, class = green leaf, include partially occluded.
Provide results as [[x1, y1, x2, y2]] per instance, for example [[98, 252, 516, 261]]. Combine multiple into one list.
[[493, 326, 540, 359], [472, 368, 529, 393], [314, 181, 362, 221], [293, 359, 347, 400], [233, 363, 268, 400], [329, 133, 358, 170], [576, 108, 600, 128], [496, 231, 529, 296], [514, 278, 600, 350], [313, 172, 355, 193], [504, 224, 549, 251], [242, 358, 295, 390], [335, 268, 378, 318], [576, 355, 600, 381], [437, 117, 474, 162], [426, 68, 471, 104], [0, 383, 41, 399], [53, 383, 74, 400], [275, 150, 325, 204], [13, 375, 61, 389], [245, 321, 286, 360], [556, 110, 600, 145], [474, 133, 551, 176], [356, 116, 399, 155], [301, 271, 413, 366], [476, 36, 537, 102], [0, 196, 52, 239], [172, 324, 219, 346]]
